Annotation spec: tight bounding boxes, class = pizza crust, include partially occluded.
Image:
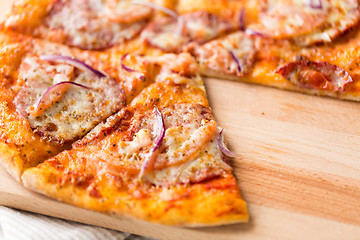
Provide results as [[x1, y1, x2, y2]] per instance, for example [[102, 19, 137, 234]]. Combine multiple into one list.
[[22, 165, 248, 227], [0, 142, 24, 181], [19, 67, 248, 226]]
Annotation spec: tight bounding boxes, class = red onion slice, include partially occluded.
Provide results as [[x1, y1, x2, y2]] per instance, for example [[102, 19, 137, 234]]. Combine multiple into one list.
[[309, 0, 322, 9], [245, 28, 267, 37], [39, 55, 107, 78], [139, 106, 165, 177], [218, 128, 238, 158], [229, 50, 242, 73], [121, 54, 136, 73], [132, 0, 178, 19], [34, 81, 91, 115], [121, 54, 145, 81], [239, 8, 245, 31]]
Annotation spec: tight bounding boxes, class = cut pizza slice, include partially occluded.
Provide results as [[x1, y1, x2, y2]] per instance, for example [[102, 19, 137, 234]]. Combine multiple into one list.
[[0, 31, 154, 180], [21, 53, 248, 226], [188, 29, 360, 101]]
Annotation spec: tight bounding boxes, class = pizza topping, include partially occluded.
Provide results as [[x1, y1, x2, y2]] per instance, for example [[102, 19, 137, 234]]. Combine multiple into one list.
[[249, 0, 329, 39], [229, 51, 242, 74], [309, 0, 323, 8], [181, 11, 236, 43], [244, 29, 267, 38], [142, 11, 238, 52], [173, 140, 232, 185], [276, 58, 353, 92], [103, 0, 153, 23], [14, 55, 125, 144], [238, 8, 246, 31], [131, 0, 178, 19], [141, 17, 189, 52], [248, 0, 360, 45], [152, 53, 198, 77], [121, 54, 145, 81], [145, 104, 216, 171], [44, 0, 146, 50], [155, 118, 216, 168], [218, 129, 238, 158], [98, 103, 225, 186], [84, 103, 217, 181], [32, 81, 91, 117], [144, 136, 231, 186], [139, 106, 165, 178], [194, 32, 256, 77], [39, 55, 107, 78]]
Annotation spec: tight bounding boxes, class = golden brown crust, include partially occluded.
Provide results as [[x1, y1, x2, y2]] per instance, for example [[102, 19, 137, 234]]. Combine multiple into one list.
[[22, 164, 247, 226], [0, 142, 24, 181]]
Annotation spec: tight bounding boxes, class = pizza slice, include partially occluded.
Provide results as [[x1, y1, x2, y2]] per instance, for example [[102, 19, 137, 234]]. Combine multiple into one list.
[[21, 53, 248, 226], [188, 27, 360, 101], [0, 31, 154, 180]]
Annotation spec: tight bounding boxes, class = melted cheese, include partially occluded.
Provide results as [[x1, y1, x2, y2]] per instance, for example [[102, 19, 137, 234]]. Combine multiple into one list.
[[195, 32, 256, 77], [75, 101, 224, 187], [144, 135, 231, 186], [103, 0, 153, 23], [295, 0, 360, 45], [44, 0, 146, 49], [182, 11, 235, 43], [14, 55, 125, 144], [141, 18, 188, 52], [248, 0, 360, 45]]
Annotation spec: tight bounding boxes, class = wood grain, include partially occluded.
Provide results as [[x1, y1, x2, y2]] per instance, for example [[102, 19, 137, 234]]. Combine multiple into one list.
[[1, 1, 360, 239]]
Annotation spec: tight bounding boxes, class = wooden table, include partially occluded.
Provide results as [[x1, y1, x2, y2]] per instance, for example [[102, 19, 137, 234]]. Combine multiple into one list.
[[1, 1, 360, 239]]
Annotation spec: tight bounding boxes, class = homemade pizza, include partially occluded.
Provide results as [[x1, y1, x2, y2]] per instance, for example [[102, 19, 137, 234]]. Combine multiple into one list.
[[1, 0, 360, 227], [0, 30, 248, 225]]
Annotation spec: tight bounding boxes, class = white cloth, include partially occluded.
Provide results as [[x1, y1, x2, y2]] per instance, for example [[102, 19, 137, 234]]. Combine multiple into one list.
[[0, 206, 149, 240]]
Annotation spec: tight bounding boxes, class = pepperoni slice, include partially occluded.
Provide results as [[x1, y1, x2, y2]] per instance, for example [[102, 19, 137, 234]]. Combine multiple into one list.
[[141, 17, 189, 52], [44, 0, 146, 50], [248, 0, 360, 45], [141, 11, 239, 52], [194, 32, 256, 77], [276, 57, 353, 92], [14, 55, 125, 144], [181, 11, 237, 43], [103, 0, 153, 24]]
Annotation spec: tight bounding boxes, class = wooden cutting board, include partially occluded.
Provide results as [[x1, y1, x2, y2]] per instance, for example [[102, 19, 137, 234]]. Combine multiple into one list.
[[1, 2, 360, 239]]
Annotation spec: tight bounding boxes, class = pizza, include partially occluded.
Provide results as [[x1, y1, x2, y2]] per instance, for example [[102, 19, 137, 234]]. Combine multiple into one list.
[[22, 53, 247, 225], [3, 0, 360, 99], [0, 31, 248, 225], [0, 19, 248, 226], [0, 31, 154, 180], [1, 0, 360, 228]]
